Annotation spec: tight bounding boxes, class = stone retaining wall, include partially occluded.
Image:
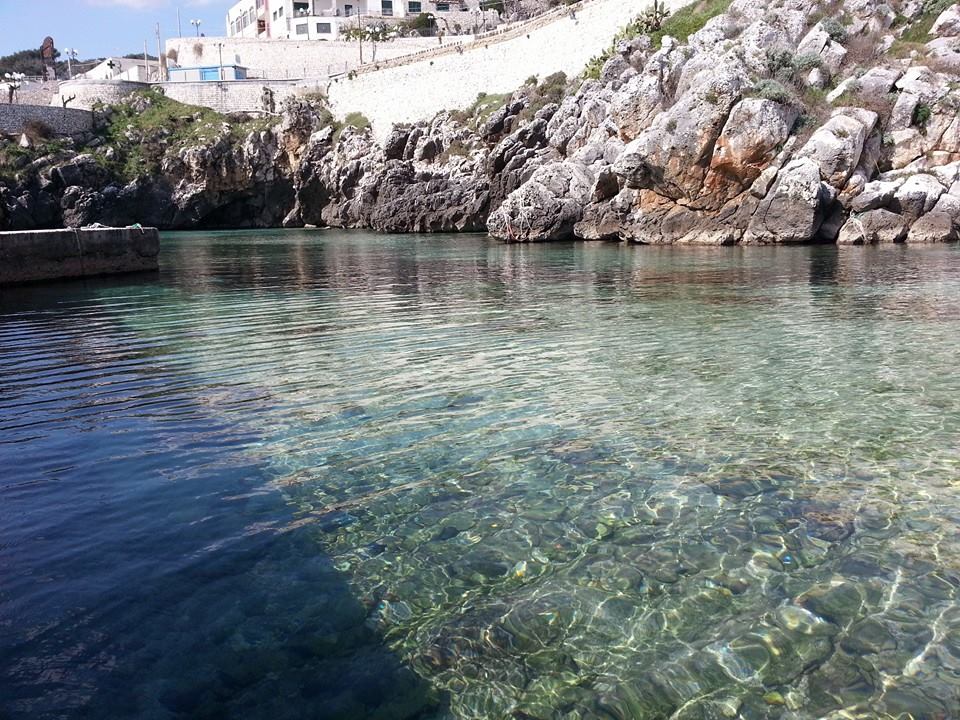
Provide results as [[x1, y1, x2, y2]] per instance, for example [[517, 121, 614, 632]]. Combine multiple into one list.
[[0, 227, 160, 284], [52, 79, 150, 111], [159, 79, 327, 114], [0, 104, 94, 137], [327, 0, 687, 139], [164, 35, 447, 81]]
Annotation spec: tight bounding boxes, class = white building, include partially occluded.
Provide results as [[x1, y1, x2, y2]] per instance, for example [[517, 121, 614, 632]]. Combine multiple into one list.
[[77, 57, 157, 82], [227, 0, 498, 41]]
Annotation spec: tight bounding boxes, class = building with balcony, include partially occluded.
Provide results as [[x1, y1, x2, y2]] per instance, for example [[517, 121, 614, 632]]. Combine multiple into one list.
[[226, 0, 499, 40]]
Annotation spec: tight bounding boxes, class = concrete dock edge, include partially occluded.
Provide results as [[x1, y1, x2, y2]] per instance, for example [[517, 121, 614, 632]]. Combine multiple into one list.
[[0, 227, 160, 285]]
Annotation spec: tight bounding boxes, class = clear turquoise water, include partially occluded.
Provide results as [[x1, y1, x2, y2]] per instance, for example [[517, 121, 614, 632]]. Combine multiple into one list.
[[2, 231, 960, 719]]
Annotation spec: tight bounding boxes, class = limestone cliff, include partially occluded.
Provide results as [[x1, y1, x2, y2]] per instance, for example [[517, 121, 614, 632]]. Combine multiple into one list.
[[4, 0, 960, 245]]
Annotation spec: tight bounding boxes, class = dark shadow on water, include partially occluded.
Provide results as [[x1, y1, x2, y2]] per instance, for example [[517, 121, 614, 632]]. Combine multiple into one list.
[[0, 256, 444, 719]]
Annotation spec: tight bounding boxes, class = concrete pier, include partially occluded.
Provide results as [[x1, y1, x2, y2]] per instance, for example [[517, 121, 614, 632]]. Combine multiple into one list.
[[0, 227, 160, 285]]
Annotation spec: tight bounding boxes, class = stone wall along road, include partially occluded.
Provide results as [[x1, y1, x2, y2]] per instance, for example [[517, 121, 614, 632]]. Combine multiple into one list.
[[0, 104, 93, 137], [327, 0, 688, 139]]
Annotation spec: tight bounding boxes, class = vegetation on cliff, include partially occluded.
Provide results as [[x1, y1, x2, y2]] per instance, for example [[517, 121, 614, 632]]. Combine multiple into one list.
[[4, 0, 960, 248]]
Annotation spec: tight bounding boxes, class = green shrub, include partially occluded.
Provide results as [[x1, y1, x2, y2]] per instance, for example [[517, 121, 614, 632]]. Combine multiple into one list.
[[96, 89, 275, 180], [767, 49, 821, 86], [438, 139, 470, 162], [913, 102, 933, 128], [820, 17, 848, 42], [749, 79, 793, 104], [649, 0, 733, 46], [582, 0, 677, 79], [899, 0, 953, 42], [449, 91, 512, 127], [583, 52, 609, 80], [518, 72, 568, 122], [342, 111, 371, 130]]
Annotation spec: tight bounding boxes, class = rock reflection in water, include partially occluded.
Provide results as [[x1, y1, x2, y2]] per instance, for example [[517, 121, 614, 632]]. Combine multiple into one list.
[[3, 233, 960, 719]]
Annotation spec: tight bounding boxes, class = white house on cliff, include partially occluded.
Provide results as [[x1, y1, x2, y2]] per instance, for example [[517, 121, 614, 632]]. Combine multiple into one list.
[[227, 0, 498, 40]]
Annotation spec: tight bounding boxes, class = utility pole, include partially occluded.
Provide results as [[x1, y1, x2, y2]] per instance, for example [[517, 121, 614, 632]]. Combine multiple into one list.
[[65, 48, 79, 79], [357, 11, 363, 64], [177, 8, 183, 37], [143, 40, 149, 81], [156, 22, 164, 81]]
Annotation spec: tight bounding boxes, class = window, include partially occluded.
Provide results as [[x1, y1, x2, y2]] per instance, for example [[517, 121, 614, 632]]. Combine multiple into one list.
[[296, 22, 309, 34], [382, 0, 393, 14], [344, 4, 354, 15], [408, 1, 421, 11], [435, 1, 449, 10], [278, 6, 284, 15], [317, 22, 332, 32]]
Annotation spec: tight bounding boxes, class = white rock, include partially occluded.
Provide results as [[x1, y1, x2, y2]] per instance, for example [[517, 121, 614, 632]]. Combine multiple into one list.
[[906, 211, 957, 242], [744, 157, 826, 243], [931, 4, 960, 37], [894, 173, 946, 216], [850, 179, 901, 212], [795, 109, 877, 188], [837, 208, 908, 243]]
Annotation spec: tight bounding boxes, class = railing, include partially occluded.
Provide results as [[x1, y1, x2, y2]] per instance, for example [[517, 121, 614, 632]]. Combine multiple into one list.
[[334, 0, 600, 78]]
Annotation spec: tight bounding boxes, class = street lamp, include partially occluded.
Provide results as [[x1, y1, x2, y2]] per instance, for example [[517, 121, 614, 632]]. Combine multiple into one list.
[[190, 19, 202, 36], [64, 48, 79, 79]]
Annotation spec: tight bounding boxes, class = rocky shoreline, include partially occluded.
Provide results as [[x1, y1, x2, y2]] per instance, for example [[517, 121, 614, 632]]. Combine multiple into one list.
[[4, 0, 960, 245]]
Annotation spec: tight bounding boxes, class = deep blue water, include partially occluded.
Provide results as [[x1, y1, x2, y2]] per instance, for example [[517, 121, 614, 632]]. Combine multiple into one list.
[[2, 231, 960, 719]]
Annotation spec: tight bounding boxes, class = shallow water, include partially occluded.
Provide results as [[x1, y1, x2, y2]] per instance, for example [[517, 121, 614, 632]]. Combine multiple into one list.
[[2, 231, 960, 719]]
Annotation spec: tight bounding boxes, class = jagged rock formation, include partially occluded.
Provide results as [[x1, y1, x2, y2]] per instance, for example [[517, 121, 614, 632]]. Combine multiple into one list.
[[4, 0, 960, 246]]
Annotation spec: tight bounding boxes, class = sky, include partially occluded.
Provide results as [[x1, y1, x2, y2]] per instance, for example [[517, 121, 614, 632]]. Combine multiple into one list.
[[0, 0, 230, 61]]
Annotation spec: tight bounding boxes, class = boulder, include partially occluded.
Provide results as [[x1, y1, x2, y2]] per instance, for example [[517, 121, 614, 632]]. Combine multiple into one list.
[[52, 154, 111, 189], [931, 4, 960, 37], [836, 208, 908, 243], [744, 158, 828, 243], [705, 98, 799, 201], [827, 66, 902, 103], [575, 188, 637, 240], [383, 127, 410, 160], [849, 179, 900, 211], [487, 162, 593, 241], [795, 109, 877, 188], [906, 211, 957, 242], [893, 173, 946, 216], [888, 128, 926, 170], [613, 60, 745, 202]]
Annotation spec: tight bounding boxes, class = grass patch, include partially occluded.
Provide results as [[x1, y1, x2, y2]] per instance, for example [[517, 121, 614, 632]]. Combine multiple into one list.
[[332, 111, 372, 143], [583, 0, 732, 80], [97, 89, 276, 180], [449, 92, 512, 127], [649, 0, 733, 45], [898, 0, 953, 42], [0, 138, 70, 186], [341, 111, 371, 131], [517, 72, 568, 122], [438, 139, 471, 163]]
